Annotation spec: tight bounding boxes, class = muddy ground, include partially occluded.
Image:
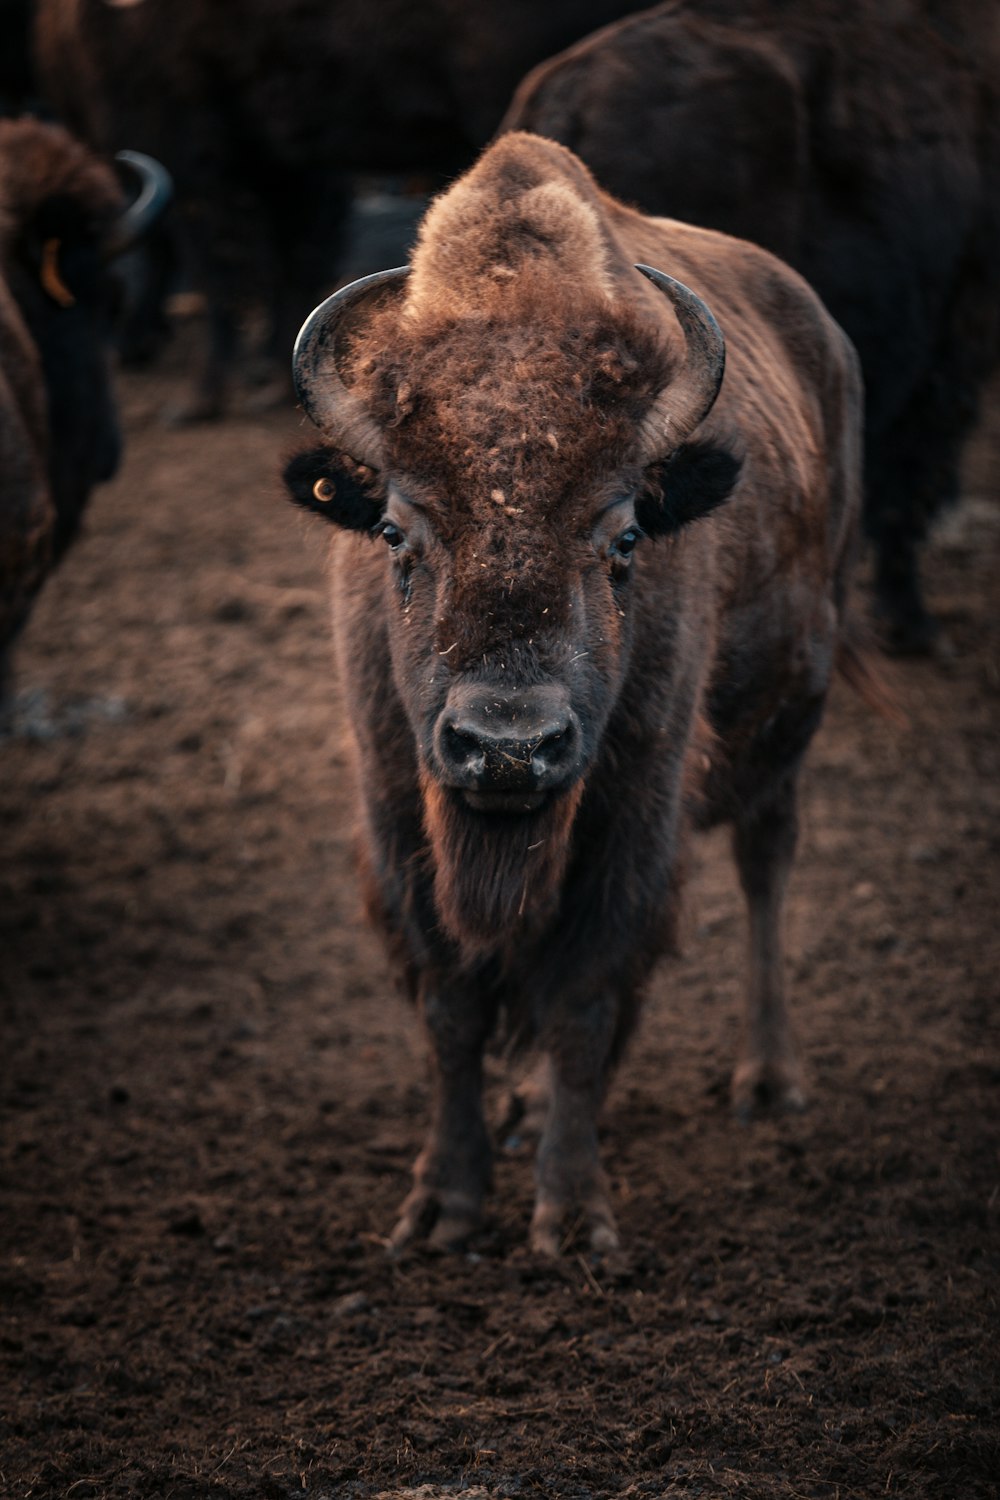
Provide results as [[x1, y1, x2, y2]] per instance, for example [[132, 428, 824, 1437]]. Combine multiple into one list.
[[1, 327, 998, 1499]]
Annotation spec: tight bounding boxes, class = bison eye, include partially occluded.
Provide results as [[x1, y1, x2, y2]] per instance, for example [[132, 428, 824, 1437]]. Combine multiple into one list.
[[611, 527, 642, 559], [376, 521, 407, 551]]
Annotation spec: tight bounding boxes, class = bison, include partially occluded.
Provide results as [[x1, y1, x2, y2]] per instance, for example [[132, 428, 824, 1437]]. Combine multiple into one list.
[[33, 0, 647, 421], [0, 117, 168, 696], [0, 0, 33, 115], [283, 131, 864, 1254], [499, 0, 1000, 653]]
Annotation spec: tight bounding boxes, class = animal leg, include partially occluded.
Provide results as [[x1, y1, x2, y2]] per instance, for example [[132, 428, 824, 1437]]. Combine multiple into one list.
[[390, 990, 494, 1253], [530, 1006, 618, 1256], [162, 190, 244, 424], [497, 1053, 552, 1149], [730, 773, 806, 1117]]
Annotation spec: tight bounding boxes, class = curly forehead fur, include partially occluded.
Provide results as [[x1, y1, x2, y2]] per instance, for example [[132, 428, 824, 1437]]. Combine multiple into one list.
[[405, 135, 618, 317], [0, 118, 123, 258], [356, 308, 675, 515], [346, 136, 676, 524]]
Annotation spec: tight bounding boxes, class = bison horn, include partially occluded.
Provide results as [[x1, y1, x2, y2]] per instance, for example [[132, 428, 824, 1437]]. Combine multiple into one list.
[[634, 264, 725, 460], [293, 266, 410, 468], [104, 151, 173, 260]]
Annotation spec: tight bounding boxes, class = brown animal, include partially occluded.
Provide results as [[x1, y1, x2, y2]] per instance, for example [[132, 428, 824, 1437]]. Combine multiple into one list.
[[0, 117, 168, 696], [499, 0, 1000, 652], [283, 132, 863, 1254]]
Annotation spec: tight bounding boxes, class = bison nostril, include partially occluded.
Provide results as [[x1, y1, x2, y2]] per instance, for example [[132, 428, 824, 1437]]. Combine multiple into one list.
[[441, 721, 486, 775], [531, 724, 574, 771]]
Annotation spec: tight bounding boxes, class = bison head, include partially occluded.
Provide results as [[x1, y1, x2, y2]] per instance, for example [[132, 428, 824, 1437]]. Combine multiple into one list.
[[285, 251, 737, 956], [0, 120, 171, 557]]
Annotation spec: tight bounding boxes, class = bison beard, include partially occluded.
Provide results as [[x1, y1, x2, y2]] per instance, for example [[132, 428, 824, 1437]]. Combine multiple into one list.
[[422, 775, 584, 957]]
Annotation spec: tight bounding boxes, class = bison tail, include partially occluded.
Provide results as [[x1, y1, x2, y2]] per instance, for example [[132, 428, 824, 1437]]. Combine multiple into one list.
[[835, 618, 909, 729]]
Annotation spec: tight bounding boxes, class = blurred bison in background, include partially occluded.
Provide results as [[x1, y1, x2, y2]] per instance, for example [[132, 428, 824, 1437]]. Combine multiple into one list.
[[34, 0, 645, 421], [501, 0, 1000, 651], [0, 0, 33, 114], [0, 117, 168, 699], [282, 132, 865, 1254]]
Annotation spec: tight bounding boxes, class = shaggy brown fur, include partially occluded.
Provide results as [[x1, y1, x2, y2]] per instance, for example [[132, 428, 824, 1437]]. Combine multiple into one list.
[[0, 117, 123, 679], [284, 132, 863, 1255], [0, 116, 122, 252], [422, 774, 586, 961]]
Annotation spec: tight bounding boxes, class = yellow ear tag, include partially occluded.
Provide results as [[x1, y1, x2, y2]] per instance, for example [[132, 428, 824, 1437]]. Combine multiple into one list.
[[41, 239, 76, 308], [312, 478, 336, 502]]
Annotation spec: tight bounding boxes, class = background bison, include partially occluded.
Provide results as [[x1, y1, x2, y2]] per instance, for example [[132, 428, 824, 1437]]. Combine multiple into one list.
[[0, 0, 33, 114], [0, 116, 167, 699], [501, 0, 1000, 651], [33, 0, 646, 419]]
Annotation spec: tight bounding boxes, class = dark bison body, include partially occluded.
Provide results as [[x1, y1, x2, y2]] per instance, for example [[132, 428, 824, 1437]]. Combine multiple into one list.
[[282, 132, 863, 1253], [0, 0, 33, 114], [501, 0, 1000, 651], [0, 117, 166, 694], [34, 0, 644, 420]]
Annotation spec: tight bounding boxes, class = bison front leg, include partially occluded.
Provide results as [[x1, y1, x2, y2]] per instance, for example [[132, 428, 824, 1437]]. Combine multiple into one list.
[[530, 1001, 619, 1257], [731, 772, 807, 1117], [496, 1053, 553, 1148], [390, 989, 494, 1252]]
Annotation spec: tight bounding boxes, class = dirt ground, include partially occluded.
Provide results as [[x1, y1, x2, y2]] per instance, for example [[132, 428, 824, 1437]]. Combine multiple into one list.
[[1, 326, 998, 1500]]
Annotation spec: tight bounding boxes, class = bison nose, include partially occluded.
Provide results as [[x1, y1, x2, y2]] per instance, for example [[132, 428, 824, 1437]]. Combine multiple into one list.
[[435, 688, 581, 794]]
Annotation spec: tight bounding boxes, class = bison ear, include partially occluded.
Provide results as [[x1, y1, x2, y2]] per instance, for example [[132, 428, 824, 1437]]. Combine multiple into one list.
[[635, 438, 743, 537], [283, 448, 383, 531]]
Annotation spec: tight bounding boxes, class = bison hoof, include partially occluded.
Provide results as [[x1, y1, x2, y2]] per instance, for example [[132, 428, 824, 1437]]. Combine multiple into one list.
[[388, 1184, 482, 1254], [731, 1056, 807, 1121], [529, 1191, 620, 1258]]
